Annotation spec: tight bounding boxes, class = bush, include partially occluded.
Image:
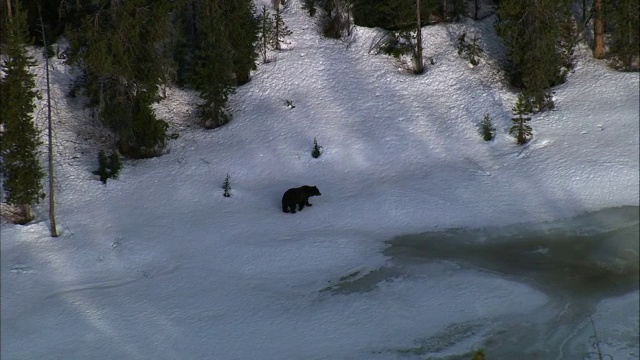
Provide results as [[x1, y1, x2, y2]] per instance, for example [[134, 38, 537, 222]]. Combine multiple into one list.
[[311, 137, 323, 158], [479, 113, 496, 141], [376, 31, 414, 58], [93, 150, 122, 184], [285, 99, 295, 109]]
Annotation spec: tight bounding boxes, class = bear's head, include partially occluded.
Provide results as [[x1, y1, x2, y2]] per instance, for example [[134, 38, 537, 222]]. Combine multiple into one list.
[[306, 185, 321, 196]]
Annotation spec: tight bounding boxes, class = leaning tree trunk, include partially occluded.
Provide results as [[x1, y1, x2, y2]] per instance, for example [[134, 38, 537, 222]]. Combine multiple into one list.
[[593, 0, 604, 58]]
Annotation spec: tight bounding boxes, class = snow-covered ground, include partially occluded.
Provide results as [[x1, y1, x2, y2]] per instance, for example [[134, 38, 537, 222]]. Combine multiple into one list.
[[2, 2, 639, 359]]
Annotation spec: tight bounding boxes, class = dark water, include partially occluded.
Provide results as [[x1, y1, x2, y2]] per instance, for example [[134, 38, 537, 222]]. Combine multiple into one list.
[[384, 206, 639, 359], [325, 206, 639, 359], [386, 206, 639, 300]]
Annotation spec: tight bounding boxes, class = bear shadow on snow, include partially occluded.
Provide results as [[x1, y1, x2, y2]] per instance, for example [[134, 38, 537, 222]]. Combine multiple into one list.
[[282, 185, 321, 213]]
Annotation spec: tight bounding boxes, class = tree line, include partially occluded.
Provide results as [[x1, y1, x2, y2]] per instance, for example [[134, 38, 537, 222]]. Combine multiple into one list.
[[1, 0, 638, 224]]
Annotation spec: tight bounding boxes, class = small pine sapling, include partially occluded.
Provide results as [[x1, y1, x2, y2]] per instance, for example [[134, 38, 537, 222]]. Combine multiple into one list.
[[93, 150, 122, 183], [509, 94, 533, 145], [311, 138, 323, 159], [457, 33, 483, 66], [109, 152, 122, 179], [479, 113, 496, 141], [95, 150, 110, 183], [471, 350, 485, 360], [222, 174, 232, 197]]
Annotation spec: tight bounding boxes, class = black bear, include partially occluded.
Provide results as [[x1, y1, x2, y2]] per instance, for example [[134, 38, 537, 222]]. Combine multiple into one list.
[[282, 185, 321, 213]]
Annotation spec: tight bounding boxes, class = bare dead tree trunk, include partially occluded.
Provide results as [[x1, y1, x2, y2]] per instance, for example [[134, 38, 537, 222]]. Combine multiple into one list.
[[5, 0, 11, 17], [39, 5, 59, 237], [261, 7, 268, 62], [274, 6, 281, 50], [593, 0, 604, 58], [474, 0, 479, 20], [415, 0, 424, 74], [443, 0, 447, 20]]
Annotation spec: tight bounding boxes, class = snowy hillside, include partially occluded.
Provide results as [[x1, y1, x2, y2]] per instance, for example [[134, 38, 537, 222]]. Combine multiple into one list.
[[2, 1, 639, 359]]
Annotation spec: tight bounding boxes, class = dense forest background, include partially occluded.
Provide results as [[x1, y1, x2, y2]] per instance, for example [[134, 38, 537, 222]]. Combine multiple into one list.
[[1, 0, 638, 224]]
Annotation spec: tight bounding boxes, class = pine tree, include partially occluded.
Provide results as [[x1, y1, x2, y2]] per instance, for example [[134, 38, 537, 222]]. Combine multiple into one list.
[[189, 0, 236, 129], [175, 0, 259, 128], [311, 137, 323, 158], [0, 0, 44, 224], [509, 94, 533, 145], [93, 150, 122, 184], [479, 113, 495, 141], [222, 174, 231, 197], [258, 6, 275, 63], [351, 0, 437, 29], [65, 0, 174, 158], [457, 33, 482, 66], [272, 5, 292, 50], [496, 0, 574, 111], [605, 0, 640, 70], [226, 0, 259, 85]]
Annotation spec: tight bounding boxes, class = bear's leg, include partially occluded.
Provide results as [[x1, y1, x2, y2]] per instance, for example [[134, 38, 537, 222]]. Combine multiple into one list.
[[298, 202, 305, 211], [283, 204, 289, 213], [289, 204, 296, 213], [305, 200, 313, 206]]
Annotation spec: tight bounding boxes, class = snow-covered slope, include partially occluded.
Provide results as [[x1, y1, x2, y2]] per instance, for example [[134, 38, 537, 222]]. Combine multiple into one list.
[[2, 2, 638, 359]]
